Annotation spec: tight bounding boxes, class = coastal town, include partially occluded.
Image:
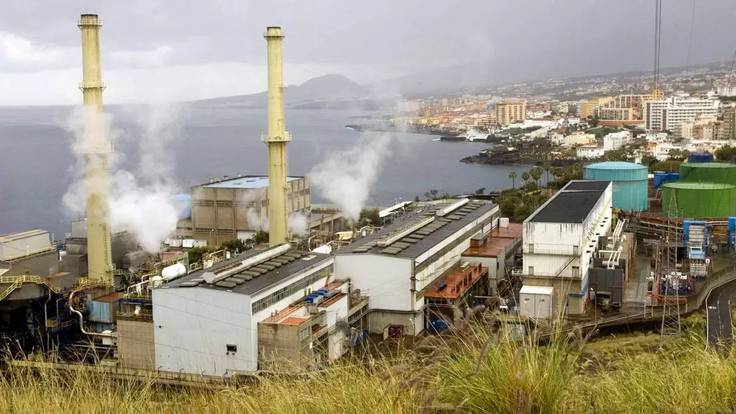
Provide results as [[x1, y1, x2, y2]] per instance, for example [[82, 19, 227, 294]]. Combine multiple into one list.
[[367, 63, 736, 167]]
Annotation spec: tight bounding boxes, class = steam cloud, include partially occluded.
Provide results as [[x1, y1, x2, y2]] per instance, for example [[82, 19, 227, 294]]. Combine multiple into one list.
[[240, 187, 309, 237], [63, 105, 182, 253], [309, 134, 393, 220]]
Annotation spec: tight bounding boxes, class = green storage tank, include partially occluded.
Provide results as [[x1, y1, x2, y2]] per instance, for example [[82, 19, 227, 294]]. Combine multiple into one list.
[[661, 182, 736, 218], [583, 161, 648, 211], [679, 162, 736, 185]]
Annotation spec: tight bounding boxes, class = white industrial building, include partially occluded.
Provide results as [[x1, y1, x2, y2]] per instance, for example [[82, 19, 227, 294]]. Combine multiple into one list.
[[520, 181, 613, 318], [603, 131, 632, 151], [334, 199, 499, 336], [0, 229, 54, 262], [644, 95, 720, 133], [152, 245, 336, 376]]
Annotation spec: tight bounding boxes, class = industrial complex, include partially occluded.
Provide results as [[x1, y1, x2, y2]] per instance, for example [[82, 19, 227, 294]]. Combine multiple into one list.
[[4, 12, 736, 383]]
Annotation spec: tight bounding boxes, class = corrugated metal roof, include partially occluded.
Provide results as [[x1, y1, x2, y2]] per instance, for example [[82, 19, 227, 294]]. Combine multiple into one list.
[[164, 247, 331, 296]]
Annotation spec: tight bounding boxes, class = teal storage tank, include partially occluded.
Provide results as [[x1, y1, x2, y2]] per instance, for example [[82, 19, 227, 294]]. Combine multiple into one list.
[[584, 161, 648, 211]]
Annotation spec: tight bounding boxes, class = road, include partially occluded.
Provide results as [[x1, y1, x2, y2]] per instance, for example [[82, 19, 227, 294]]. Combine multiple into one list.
[[706, 278, 736, 349]]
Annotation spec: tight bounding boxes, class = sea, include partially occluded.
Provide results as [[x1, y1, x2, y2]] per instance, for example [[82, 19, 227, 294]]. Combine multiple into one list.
[[0, 105, 529, 238]]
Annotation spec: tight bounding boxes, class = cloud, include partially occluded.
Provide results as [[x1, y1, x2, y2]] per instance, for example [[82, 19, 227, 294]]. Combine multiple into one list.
[[0, 31, 74, 69]]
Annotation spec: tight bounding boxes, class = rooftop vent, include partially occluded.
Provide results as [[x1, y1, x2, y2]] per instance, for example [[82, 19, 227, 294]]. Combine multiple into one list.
[[202, 244, 291, 284], [376, 216, 435, 247], [436, 199, 469, 217]]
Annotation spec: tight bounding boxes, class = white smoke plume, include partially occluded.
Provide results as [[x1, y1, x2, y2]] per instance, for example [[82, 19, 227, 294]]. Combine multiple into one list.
[[239, 187, 309, 237], [63, 105, 182, 253], [288, 212, 309, 237], [309, 134, 394, 221]]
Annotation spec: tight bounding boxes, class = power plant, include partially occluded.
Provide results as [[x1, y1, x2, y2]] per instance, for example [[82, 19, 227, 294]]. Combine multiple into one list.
[[4, 9, 736, 387]]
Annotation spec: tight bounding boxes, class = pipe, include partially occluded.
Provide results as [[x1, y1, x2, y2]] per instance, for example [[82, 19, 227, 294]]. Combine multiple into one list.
[[264, 26, 290, 247], [43, 288, 52, 351], [68, 287, 115, 338], [79, 14, 113, 285]]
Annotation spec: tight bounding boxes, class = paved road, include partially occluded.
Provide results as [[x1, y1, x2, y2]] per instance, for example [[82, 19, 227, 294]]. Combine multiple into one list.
[[706, 278, 736, 349]]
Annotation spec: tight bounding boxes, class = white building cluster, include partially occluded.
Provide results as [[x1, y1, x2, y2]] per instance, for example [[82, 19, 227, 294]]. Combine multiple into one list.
[[644, 95, 720, 135]]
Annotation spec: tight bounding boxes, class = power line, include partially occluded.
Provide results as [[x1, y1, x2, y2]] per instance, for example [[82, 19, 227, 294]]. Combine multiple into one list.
[[684, 0, 695, 74], [653, 0, 663, 95]]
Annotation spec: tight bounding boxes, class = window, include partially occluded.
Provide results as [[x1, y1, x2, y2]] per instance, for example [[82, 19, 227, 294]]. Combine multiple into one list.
[[226, 344, 237, 355], [572, 266, 580, 277], [528, 266, 534, 275], [573, 245, 579, 255], [528, 244, 534, 254]]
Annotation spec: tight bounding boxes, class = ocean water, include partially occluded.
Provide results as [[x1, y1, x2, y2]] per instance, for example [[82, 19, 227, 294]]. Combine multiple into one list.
[[0, 105, 528, 238]]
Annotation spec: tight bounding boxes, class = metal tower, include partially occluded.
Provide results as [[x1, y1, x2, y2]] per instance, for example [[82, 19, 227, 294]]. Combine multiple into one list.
[[659, 208, 682, 338], [79, 14, 113, 284], [264, 26, 290, 246]]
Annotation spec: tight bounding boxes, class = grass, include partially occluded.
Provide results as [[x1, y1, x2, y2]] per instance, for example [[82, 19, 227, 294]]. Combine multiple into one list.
[[1, 322, 734, 413]]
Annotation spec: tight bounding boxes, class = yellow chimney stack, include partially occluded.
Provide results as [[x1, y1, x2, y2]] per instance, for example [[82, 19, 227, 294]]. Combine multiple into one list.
[[79, 14, 113, 284], [264, 26, 289, 246]]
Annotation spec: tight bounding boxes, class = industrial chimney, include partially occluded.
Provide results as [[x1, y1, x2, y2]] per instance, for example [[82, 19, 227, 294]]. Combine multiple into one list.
[[79, 14, 113, 284], [264, 26, 289, 246]]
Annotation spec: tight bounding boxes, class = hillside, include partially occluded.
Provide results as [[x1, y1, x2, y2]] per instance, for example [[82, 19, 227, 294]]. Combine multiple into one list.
[[192, 74, 379, 110], [4, 316, 734, 413]]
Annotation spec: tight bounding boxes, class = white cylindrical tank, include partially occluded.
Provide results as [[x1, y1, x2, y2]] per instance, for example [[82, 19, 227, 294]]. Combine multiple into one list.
[[150, 275, 164, 288], [161, 263, 187, 281], [312, 244, 332, 254]]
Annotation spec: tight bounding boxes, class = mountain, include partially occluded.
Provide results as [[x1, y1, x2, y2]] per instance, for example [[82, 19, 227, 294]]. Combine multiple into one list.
[[192, 74, 376, 109]]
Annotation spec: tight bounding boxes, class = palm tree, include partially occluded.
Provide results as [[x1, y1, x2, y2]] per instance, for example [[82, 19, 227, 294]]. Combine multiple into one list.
[[530, 167, 543, 188], [521, 171, 531, 186], [542, 162, 552, 188], [508, 171, 517, 189]]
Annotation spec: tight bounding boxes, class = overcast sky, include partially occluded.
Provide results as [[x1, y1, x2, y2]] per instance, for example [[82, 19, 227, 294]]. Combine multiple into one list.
[[1, 0, 734, 105]]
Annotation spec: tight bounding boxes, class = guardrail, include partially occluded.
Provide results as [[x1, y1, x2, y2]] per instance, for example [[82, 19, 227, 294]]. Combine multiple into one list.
[[0, 275, 62, 301]]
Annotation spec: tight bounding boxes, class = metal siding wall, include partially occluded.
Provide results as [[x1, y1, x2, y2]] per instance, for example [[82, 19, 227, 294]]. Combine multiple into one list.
[[584, 165, 648, 212]]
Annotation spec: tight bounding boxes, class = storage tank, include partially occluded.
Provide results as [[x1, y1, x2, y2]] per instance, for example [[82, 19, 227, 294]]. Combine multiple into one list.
[[661, 182, 736, 218], [679, 162, 736, 185], [653, 171, 680, 189], [687, 152, 714, 163], [161, 262, 187, 281], [583, 161, 648, 211]]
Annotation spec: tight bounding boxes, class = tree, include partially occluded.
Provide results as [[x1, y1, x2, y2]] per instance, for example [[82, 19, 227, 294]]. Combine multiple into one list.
[[475, 187, 486, 195], [424, 189, 439, 200], [542, 162, 552, 188], [187, 246, 214, 265], [667, 148, 689, 161], [715, 145, 736, 162], [358, 208, 380, 225], [529, 167, 543, 188], [253, 230, 269, 245], [221, 238, 250, 253], [521, 171, 530, 185], [508, 171, 517, 189], [641, 155, 658, 170]]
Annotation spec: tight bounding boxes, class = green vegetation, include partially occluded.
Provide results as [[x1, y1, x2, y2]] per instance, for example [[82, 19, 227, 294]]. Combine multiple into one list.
[[716, 145, 736, 162], [668, 148, 689, 161], [358, 208, 381, 226], [3, 322, 734, 413], [498, 188, 548, 222], [652, 160, 683, 172], [587, 126, 621, 139], [186, 246, 214, 264]]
